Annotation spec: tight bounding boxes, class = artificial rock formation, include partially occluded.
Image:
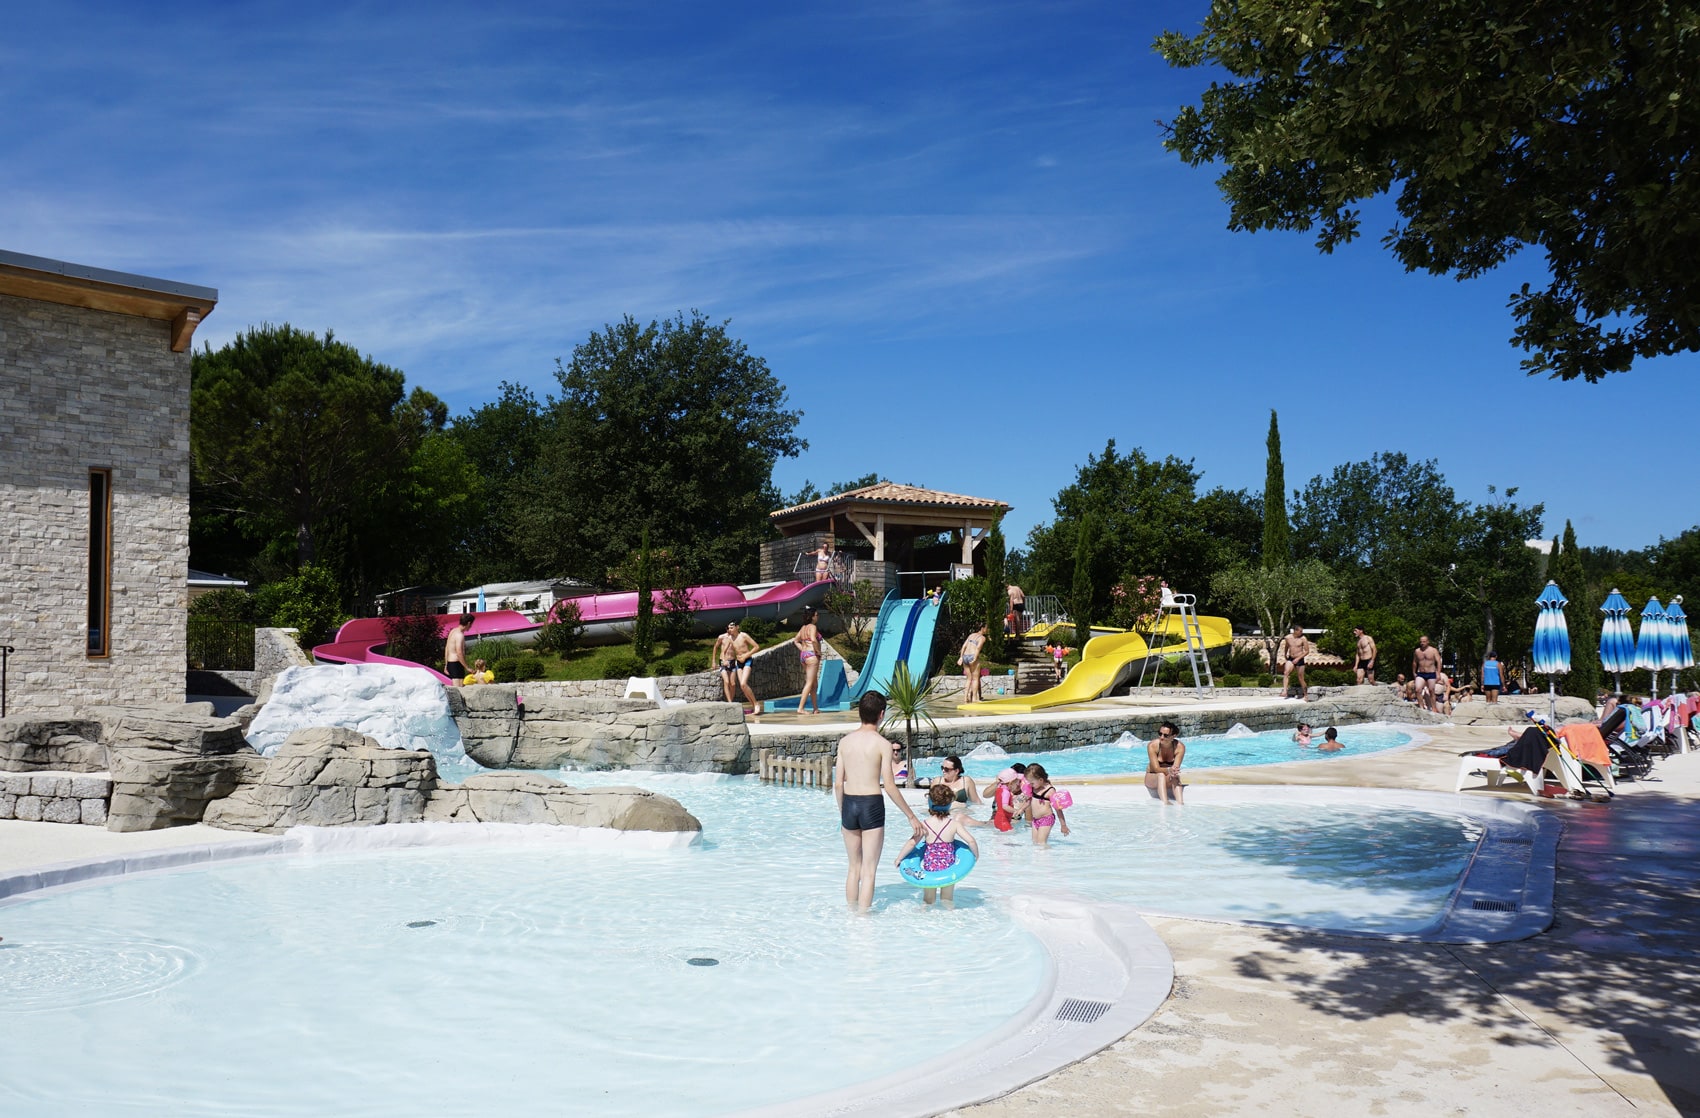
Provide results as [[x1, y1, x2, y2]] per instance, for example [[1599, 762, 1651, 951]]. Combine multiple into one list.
[[451, 686, 751, 772], [103, 708, 263, 832], [202, 726, 700, 835], [0, 717, 107, 773]]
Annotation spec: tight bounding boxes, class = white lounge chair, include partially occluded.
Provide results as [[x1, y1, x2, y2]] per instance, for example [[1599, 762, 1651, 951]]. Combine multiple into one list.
[[623, 676, 688, 708]]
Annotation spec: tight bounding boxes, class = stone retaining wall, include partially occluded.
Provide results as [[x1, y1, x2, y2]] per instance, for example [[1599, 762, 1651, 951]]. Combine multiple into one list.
[[0, 770, 112, 825]]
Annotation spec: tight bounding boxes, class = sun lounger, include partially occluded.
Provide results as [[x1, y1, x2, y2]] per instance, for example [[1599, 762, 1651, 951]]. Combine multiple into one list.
[[623, 677, 688, 709]]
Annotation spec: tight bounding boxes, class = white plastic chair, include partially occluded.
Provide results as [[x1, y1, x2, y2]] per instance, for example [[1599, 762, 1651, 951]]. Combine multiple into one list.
[[623, 677, 660, 702], [623, 676, 689, 708]]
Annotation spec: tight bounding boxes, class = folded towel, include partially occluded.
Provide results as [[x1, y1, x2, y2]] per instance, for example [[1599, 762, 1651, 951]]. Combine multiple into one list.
[[1558, 723, 1610, 768]]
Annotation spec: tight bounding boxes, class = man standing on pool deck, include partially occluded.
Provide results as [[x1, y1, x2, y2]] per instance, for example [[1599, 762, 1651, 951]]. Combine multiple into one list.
[[444, 614, 473, 684], [713, 622, 762, 712], [1279, 624, 1310, 699], [1412, 635, 1443, 712], [835, 691, 924, 911], [1353, 626, 1377, 684]]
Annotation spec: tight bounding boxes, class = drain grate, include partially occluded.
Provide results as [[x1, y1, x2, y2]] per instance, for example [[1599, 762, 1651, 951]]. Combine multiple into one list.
[[1471, 899, 1520, 912], [1054, 998, 1113, 1024]]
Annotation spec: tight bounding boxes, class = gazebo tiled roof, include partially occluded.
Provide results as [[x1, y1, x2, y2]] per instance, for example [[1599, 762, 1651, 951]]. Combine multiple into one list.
[[770, 482, 1009, 521]]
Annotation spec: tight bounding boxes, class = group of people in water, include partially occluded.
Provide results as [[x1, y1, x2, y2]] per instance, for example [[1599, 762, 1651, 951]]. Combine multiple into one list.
[[833, 693, 1190, 911]]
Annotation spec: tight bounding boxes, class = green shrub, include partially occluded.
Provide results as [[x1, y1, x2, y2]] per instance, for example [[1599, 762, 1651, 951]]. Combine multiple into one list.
[[471, 637, 524, 664], [382, 614, 443, 669], [1227, 647, 1264, 676], [255, 564, 347, 647], [740, 616, 777, 642], [1256, 672, 1274, 688], [1220, 673, 1243, 688], [673, 651, 710, 675], [600, 652, 646, 680], [535, 599, 586, 656], [493, 656, 545, 683], [189, 588, 255, 621], [656, 584, 695, 651], [839, 643, 868, 672], [1305, 667, 1355, 687]]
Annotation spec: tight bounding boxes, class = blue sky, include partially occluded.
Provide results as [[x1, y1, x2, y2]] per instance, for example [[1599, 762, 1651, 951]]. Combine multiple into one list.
[[6, 1, 1696, 559]]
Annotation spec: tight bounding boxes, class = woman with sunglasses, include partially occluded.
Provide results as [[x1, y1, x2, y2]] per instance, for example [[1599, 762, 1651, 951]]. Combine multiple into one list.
[[935, 754, 984, 819], [1144, 721, 1185, 805]]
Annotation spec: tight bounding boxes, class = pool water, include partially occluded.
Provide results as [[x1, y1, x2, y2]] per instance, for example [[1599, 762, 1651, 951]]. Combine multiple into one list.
[[0, 772, 1481, 1117], [910, 723, 1417, 782]]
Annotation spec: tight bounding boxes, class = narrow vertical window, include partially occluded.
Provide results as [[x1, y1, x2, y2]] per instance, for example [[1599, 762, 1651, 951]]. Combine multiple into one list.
[[88, 468, 112, 657]]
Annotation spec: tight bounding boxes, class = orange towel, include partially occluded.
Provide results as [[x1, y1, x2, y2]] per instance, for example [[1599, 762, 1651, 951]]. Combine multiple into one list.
[[1558, 723, 1610, 768]]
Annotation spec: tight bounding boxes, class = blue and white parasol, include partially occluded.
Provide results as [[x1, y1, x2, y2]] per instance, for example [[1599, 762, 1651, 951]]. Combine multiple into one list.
[[1635, 597, 1670, 698], [1599, 588, 1638, 693], [1668, 597, 1695, 693], [1533, 581, 1571, 721]]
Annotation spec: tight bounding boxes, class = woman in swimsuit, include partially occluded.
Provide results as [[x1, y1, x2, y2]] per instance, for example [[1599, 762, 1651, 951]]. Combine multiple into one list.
[[1144, 721, 1185, 805], [812, 537, 835, 582], [936, 754, 984, 822], [892, 783, 980, 905], [795, 609, 823, 714], [1023, 764, 1070, 846]]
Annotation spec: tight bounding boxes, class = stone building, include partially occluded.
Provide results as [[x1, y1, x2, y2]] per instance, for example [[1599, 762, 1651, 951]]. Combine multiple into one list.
[[0, 249, 218, 715]]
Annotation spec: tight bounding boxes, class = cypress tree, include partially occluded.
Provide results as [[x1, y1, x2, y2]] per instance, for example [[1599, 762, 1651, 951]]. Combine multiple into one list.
[[984, 513, 1008, 664], [1553, 520, 1600, 700], [1071, 514, 1096, 649], [633, 526, 654, 662], [1263, 409, 1289, 568]]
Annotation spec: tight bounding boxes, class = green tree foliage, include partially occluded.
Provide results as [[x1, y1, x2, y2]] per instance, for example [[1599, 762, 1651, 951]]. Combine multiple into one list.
[[1552, 521, 1603, 700], [381, 613, 444, 671], [187, 588, 254, 621], [1025, 439, 1261, 619], [1263, 410, 1289, 568], [1071, 512, 1097, 648], [191, 324, 479, 602], [1319, 605, 1422, 683], [1448, 486, 1545, 669], [1211, 560, 1340, 669], [448, 382, 548, 585], [633, 526, 655, 663], [523, 312, 805, 583], [823, 580, 884, 656], [984, 514, 1008, 662], [881, 662, 944, 783], [1290, 453, 1465, 636], [253, 564, 347, 647], [535, 599, 586, 657], [1156, 1, 1700, 381]]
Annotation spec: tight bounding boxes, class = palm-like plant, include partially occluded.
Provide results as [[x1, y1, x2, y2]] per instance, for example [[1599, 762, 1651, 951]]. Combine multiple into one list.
[[881, 662, 944, 784]]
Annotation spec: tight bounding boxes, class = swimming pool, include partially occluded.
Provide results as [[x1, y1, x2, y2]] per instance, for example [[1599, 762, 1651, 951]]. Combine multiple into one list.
[[0, 772, 1542, 1117], [910, 722, 1419, 782]]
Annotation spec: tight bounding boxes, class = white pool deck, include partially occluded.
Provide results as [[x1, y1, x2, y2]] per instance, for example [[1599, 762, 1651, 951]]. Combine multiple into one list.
[[3, 723, 1698, 1116]]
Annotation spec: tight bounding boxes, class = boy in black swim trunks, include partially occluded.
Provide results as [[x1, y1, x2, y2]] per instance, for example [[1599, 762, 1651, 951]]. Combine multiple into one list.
[[833, 691, 924, 912]]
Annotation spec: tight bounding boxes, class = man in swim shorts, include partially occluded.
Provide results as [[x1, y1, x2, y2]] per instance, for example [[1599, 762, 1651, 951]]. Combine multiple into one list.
[[1412, 635, 1442, 712], [712, 622, 762, 712], [834, 691, 923, 912], [1279, 624, 1310, 700], [1353, 626, 1377, 684], [443, 613, 473, 684]]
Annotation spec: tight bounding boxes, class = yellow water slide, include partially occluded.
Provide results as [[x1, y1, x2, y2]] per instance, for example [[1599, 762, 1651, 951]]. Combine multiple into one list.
[[960, 613, 1234, 713]]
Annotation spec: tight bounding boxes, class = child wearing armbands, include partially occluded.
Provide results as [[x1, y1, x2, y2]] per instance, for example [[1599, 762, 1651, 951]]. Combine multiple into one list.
[[1023, 764, 1072, 846]]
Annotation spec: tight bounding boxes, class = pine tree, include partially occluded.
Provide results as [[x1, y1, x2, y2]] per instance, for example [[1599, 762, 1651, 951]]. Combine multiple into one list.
[[984, 513, 1008, 664], [1552, 521, 1600, 701], [633, 526, 654, 662], [1263, 410, 1289, 568]]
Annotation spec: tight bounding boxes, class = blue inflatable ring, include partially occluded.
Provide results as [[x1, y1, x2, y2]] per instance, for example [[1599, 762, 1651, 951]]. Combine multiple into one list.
[[897, 839, 977, 888]]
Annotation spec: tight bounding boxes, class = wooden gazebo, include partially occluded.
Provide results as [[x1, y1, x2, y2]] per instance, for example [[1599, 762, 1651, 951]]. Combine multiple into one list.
[[764, 483, 1011, 591]]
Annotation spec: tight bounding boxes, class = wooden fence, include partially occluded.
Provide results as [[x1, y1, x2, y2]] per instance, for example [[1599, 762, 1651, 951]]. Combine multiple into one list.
[[758, 749, 833, 791]]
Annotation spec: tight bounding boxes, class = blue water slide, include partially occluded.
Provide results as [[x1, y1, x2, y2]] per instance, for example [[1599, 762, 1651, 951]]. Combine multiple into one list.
[[768, 593, 942, 712], [847, 594, 926, 702], [766, 659, 847, 712]]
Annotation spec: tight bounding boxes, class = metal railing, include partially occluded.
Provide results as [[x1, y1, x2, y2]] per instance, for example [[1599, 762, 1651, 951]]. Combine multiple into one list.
[[1, 644, 13, 717]]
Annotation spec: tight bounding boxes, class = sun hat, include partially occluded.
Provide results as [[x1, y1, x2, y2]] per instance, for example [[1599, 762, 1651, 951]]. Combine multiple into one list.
[[997, 767, 1018, 782]]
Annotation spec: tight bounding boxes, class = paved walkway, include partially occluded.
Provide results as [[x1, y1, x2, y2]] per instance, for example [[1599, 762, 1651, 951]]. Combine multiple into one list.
[[952, 729, 1700, 1117]]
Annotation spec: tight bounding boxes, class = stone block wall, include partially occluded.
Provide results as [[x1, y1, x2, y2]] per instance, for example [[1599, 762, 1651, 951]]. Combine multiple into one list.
[[0, 293, 190, 715], [0, 771, 112, 825]]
